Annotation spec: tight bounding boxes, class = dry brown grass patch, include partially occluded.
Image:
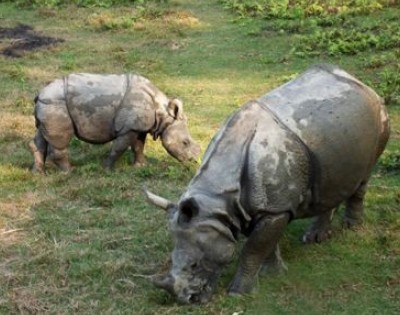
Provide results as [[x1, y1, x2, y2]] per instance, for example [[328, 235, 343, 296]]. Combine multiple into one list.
[[24, 67, 57, 85], [162, 10, 201, 27], [0, 112, 35, 138], [8, 287, 49, 314], [0, 191, 40, 247]]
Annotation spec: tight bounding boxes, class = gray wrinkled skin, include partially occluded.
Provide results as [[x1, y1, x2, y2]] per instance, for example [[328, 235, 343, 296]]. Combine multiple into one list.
[[29, 74, 200, 172], [146, 64, 390, 304]]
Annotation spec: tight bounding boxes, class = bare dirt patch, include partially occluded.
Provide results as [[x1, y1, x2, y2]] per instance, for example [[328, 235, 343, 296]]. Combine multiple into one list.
[[0, 23, 64, 58]]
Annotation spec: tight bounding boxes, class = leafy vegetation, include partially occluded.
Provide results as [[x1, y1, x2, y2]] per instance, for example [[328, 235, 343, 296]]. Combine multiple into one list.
[[222, 0, 400, 105], [0, 0, 399, 314], [221, 0, 397, 18], [378, 150, 400, 173], [292, 23, 400, 57], [0, 0, 167, 9]]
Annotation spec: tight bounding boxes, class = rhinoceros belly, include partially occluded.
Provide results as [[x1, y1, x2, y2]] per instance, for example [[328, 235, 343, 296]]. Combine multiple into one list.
[[259, 65, 383, 215], [66, 74, 128, 143]]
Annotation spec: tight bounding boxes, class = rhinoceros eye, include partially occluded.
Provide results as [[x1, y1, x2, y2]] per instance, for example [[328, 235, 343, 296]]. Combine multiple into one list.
[[190, 262, 198, 269], [183, 261, 199, 273], [182, 139, 190, 146]]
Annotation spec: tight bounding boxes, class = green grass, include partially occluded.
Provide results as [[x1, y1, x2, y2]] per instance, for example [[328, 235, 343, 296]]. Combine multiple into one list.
[[1, 0, 399, 314]]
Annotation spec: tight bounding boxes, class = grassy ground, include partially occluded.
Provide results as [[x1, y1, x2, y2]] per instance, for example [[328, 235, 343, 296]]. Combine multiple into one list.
[[0, 0, 399, 314]]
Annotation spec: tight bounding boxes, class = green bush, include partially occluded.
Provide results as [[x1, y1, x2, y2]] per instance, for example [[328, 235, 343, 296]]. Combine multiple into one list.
[[292, 22, 400, 57], [1, 0, 167, 8], [375, 66, 400, 105], [363, 51, 400, 106], [221, 0, 397, 19], [378, 150, 400, 173], [222, 0, 400, 106]]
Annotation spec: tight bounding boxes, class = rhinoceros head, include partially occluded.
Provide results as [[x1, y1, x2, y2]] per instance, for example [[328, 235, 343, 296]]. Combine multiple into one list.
[[145, 190, 236, 304], [159, 99, 201, 163]]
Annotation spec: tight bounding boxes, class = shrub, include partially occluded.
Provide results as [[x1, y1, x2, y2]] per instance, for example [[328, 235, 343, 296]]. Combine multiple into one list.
[[292, 23, 400, 57], [378, 150, 400, 173], [221, 0, 398, 19], [363, 50, 400, 106], [375, 66, 400, 105], [1, 0, 167, 9]]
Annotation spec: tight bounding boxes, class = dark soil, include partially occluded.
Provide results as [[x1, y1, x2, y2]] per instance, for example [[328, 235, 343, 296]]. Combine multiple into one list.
[[0, 23, 64, 57]]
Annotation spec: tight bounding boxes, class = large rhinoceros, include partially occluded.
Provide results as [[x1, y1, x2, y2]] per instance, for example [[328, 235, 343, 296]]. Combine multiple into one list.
[[145, 64, 390, 304], [29, 73, 201, 172]]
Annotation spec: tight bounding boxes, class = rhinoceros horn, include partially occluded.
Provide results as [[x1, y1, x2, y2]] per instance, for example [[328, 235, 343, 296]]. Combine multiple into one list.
[[145, 190, 174, 211], [152, 273, 174, 294]]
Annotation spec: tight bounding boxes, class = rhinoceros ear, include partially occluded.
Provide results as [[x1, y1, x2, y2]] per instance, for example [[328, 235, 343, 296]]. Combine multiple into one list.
[[167, 98, 184, 120], [178, 197, 199, 224]]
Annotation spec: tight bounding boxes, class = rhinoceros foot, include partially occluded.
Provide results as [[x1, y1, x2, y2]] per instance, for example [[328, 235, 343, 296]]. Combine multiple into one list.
[[260, 260, 288, 275], [227, 265, 259, 296], [302, 210, 336, 244], [133, 161, 146, 168], [302, 228, 332, 244], [47, 154, 72, 173], [260, 245, 288, 275], [30, 164, 45, 175], [342, 216, 363, 229], [228, 278, 254, 296]]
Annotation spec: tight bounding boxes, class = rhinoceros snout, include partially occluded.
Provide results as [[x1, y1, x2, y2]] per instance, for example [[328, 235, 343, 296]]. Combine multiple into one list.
[[165, 141, 201, 163], [178, 292, 198, 304], [188, 143, 201, 162], [175, 288, 210, 304], [152, 273, 212, 304]]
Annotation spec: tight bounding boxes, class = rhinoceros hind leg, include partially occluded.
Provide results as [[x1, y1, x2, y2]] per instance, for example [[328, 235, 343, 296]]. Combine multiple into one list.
[[260, 245, 287, 275], [103, 133, 131, 170], [302, 208, 336, 244], [29, 131, 48, 174], [48, 146, 72, 172], [130, 132, 147, 167], [228, 213, 289, 295], [343, 181, 368, 228]]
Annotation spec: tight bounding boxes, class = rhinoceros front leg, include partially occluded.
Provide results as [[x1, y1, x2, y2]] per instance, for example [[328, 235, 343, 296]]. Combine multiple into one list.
[[344, 181, 368, 228], [228, 212, 290, 295], [260, 245, 288, 275], [29, 131, 48, 174], [130, 132, 147, 167], [103, 133, 131, 170], [302, 209, 335, 244]]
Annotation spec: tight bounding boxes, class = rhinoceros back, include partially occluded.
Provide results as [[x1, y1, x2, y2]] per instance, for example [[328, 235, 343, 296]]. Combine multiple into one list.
[[66, 74, 128, 143], [258, 64, 387, 216]]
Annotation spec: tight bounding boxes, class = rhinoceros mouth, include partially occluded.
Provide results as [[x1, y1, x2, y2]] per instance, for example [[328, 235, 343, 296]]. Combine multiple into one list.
[[183, 292, 204, 304], [152, 263, 220, 303], [181, 273, 221, 304], [177, 284, 214, 304]]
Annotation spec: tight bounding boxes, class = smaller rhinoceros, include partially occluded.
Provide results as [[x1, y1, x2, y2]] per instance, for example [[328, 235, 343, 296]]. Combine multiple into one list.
[[29, 73, 201, 172], [145, 64, 390, 304]]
